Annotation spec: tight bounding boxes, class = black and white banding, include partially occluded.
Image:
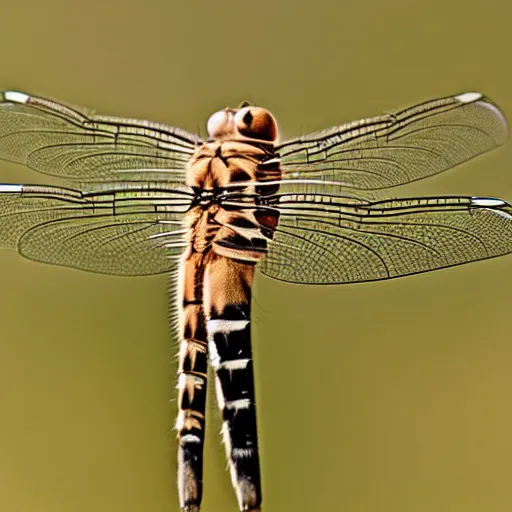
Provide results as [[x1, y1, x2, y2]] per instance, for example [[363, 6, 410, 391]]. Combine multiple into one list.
[[207, 308, 261, 510]]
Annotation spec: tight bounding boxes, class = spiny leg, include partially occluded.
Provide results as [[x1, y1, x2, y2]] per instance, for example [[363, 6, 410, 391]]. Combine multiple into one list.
[[176, 251, 208, 512], [203, 254, 262, 511]]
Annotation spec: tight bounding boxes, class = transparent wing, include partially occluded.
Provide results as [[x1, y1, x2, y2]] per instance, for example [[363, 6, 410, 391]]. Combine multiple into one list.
[[276, 92, 508, 192], [0, 183, 192, 275], [257, 192, 512, 284], [0, 91, 202, 184]]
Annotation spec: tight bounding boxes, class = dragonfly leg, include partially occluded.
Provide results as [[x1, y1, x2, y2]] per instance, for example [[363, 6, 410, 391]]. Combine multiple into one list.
[[203, 254, 262, 511], [176, 252, 209, 512]]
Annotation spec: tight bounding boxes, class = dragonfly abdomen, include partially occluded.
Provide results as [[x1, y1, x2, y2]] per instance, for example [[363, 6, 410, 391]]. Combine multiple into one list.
[[203, 255, 262, 512], [176, 252, 209, 512]]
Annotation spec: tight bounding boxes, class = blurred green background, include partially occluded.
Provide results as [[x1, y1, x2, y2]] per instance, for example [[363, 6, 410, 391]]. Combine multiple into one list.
[[0, 0, 511, 511]]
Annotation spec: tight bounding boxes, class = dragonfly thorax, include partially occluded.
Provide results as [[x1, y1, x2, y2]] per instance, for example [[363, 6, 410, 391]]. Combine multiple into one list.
[[186, 135, 280, 192]]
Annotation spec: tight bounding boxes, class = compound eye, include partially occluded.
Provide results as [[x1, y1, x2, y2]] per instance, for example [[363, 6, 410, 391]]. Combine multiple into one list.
[[207, 110, 235, 138], [234, 107, 278, 141]]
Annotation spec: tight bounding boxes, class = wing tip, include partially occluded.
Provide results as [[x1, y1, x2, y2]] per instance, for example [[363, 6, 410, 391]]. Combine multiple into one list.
[[471, 197, 512, 221], [456, 91, 508, 141], [0, 184, 23, 193], [471, 196, 507, 207], [455, 92, 483, 103], [2, 91, 30, 104]]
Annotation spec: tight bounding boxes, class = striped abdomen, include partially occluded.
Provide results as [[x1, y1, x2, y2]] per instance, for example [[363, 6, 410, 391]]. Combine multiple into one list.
[[177, 251, 262, 512], [176, 252, 209, 512], [204, 255, 261, 511]]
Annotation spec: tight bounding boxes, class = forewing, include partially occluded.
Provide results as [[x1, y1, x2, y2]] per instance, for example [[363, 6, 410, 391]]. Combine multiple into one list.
[[277, 93, 508, 192], [258, 193, 512, 284], [0, 183, 191, 275], [0, 91, 202, 184]]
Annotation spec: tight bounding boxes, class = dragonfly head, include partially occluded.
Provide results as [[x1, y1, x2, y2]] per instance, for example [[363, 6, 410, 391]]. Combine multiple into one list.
[[207, 106, 278, 142]]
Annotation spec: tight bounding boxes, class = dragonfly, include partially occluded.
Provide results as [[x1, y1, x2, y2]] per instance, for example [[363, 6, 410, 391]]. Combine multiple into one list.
[[0, 89, 509, 512]]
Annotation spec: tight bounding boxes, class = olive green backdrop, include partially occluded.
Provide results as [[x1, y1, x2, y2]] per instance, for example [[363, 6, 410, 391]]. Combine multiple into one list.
[[0, 1, 510, 511]]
